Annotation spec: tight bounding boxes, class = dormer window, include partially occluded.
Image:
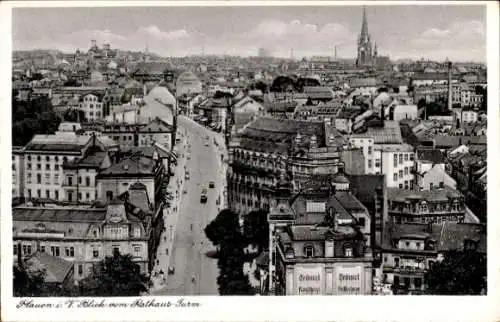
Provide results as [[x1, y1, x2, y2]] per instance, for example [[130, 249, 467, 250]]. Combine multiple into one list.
[[93, 230, 98, 238], [344, 246, 353, 257], [304, 245, 314, 258]]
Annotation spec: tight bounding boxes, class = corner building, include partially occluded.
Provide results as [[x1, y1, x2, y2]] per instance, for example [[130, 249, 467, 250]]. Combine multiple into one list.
[[227, 117, 349, 217]]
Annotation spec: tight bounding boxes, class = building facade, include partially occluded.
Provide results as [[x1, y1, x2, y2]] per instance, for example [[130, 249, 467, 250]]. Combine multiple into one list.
[[13, 201, 152, 282]]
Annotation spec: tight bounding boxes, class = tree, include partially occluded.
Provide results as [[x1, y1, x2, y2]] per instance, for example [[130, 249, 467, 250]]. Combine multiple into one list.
[[13, 262, 47, 297], [425, 249, 486, 295], [255, 81, 268, 94], [79, 252, 151, 296], [12, 94, 61, 146], [243, 210, 269, 251], [205, 209, 242, 249]]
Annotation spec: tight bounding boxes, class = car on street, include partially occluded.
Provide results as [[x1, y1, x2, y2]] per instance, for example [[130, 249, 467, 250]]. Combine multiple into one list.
[[200, 195, 208, 203], [183, 189, 188, 194], [185, 173, 190, 180], [209, 181, 215, 188]]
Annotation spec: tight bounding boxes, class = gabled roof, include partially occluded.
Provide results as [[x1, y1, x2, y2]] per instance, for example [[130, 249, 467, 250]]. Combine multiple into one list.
[[27, 252, 73, 284], [99, 156, 156, 177], [387, 186, 462, 203], [139, 117, 173, 133]]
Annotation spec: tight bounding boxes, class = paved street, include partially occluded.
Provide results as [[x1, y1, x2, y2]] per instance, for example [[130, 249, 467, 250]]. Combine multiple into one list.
[[151, 116, 227, 295]]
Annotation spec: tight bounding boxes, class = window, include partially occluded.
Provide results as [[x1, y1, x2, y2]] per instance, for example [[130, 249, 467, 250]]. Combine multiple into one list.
[[358, 217, 366, 228], [399, 184, 403, 189], [68, 192, 73, 202], [68, 176, 73, 186], [404, 167, 409, 175], [45, 164, 50, 170], [106, 191, 113, 201], [304, 245, 314, 258], [430, 183, 434, 190], [27, 163, 32, 170], [133, 245, 141, 257], [394, 258, 400, 267], [37, 189, 41, 198], [86, 192, 90, 200], [55, 156, 59, 162], [367, 160, 372, 168], [404, 153, 409, 161], [399, 154, 403, 164], [414, 277, 422, 289], [113, 247, 120, 255], [399, 170, 403, 178], [51, 246, 60, 256], [85, 177, 90, 186], [405, 241, 410, 248], [78, 176, 82, 184], [45, 173, 50, 184], [37, 174, 42, 184], [27, 155, 32, 161], [54, 173, 60, 183], [45, 190, 50, 199], [13, 245, 17, 255], [344, 247, 353, 257], [37, 156, 41, 162], [78, 265, 83, 276], [27, 173, 32, 184], [37, 164, 41, 170], [78, 192, 82, 200], [93, 249, 99, 258], [55, 190, 59, 200], [416, 242, 421, 249], [439, 181, 444, 188], [54, 164, 59, 170], [393, 155, 398, 167], [404, 181, 409, 189], [367, 146, 372, 155], [27, 189, 32, 198], [12, 163, 16, 171], [393, 173, 398, 182], [409, 153, 414, 161], [134, 227, 141, 237]]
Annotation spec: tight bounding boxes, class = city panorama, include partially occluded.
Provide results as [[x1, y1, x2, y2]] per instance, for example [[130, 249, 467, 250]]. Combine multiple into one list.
[[11, 4, 487, 297]]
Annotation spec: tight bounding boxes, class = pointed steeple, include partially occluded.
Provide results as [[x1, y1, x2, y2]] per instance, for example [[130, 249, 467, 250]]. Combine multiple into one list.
[[360, 6, 369, 39]]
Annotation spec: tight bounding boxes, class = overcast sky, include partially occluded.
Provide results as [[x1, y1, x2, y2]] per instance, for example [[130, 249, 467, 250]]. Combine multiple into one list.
[[12, 5, 486, 62]]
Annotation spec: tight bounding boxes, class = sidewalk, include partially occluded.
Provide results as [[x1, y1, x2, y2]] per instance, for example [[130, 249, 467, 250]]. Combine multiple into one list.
[[150, 130, 189, 292]]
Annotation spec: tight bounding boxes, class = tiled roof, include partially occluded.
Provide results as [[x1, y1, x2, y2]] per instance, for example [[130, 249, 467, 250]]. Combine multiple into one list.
[[433, 135, 487, 148], [334, 191, 367, 212], [240, 117, 326, 147], [387, 186, 462, 202], [139, 117, 173, 133], [64, 150, 107, 169], [27, 253, 73, 284], [417, 148, 445, 164], [13, 207, 106, 222], [25, 134, 90, 152], [99, 157, 156, 176], [363, 121, 404, 144]]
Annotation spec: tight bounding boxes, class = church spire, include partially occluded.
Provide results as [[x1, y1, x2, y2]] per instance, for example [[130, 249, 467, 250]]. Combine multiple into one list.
[[361, 6, 369, 39]]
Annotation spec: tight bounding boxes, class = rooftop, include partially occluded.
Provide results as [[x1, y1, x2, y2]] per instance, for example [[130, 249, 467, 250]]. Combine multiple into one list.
[[26, 252, 74, 284], [387, 186, 463, 203], [25, 134, 90, 152]]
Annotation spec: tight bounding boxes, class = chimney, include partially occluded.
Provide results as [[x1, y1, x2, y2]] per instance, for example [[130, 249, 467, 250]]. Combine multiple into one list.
[[447, 61, 453, 111], [310, 135, 318, 148], [295, 133, 302, 145]]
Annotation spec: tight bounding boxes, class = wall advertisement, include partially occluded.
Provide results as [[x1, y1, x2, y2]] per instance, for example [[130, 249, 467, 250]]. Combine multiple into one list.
[[294, 265, 324, 295], [336, 266, 362, 295]]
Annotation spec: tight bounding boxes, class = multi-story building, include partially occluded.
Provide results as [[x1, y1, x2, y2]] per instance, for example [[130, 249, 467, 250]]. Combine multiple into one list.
[[62, 147, 112, 203], [460, 89, 483, 108], [268, 172, 374, 295], [227, 117, 348, 216], [23, 133, 94, 201], [13, 201, 154, 282], [350, 121, 415, 187], [379, 222, 486, 294], [387, 187, 466, 224], [96, 153, 166, 209], [138, 117, 174, 150], [78, 93, 108, 122], [12, 146, 25, 199]]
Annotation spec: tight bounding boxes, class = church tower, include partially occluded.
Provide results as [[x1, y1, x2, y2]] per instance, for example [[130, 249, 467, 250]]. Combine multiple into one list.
[[356, 6, 374, 68]]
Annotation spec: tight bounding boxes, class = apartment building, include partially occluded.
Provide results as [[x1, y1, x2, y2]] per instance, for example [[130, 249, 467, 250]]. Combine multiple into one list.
[[13, 201, 152, 282]]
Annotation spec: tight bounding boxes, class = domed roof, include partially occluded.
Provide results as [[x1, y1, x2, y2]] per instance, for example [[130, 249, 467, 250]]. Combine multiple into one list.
[[332, 173, 350, 184]]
